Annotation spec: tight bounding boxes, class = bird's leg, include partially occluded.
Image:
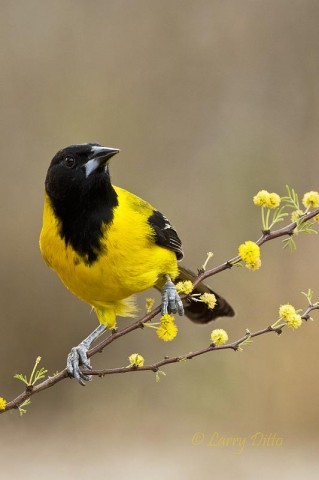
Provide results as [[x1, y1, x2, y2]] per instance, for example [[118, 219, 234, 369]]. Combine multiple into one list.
[[161, 274, 184, 316], [66, 324, 106, 386]]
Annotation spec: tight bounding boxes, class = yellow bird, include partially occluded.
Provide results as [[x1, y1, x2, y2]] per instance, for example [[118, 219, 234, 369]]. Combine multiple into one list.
[[40, 144, 234, 384]]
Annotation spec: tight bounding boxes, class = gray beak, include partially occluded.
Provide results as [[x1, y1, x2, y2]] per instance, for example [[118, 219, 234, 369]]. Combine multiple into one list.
[[85, 146, 120, 176]]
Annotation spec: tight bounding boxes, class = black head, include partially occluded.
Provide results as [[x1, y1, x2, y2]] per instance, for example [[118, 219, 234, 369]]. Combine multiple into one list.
[[45, 143, 120, 201], [45, 143, 120, 264]]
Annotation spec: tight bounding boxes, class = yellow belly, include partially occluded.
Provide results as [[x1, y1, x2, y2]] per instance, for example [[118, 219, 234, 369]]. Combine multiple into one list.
[[40, 186, 178, 327]]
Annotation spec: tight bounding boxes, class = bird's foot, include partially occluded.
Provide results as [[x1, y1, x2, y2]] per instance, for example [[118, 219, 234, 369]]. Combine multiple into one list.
[[67, 342, 92, 386], [66, 324, 106, 386], [161, 275, 184, 316]]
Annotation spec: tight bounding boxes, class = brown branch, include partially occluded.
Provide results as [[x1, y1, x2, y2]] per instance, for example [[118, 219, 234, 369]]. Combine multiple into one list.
[[83, 326, 282, 377], [2, 208, 319, 415], [84, 303, 319, 377]]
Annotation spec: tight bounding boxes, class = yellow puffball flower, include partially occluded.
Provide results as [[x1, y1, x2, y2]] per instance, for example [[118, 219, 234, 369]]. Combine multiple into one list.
[[267, 192, 281, 208], [278, 304, 302, 329], [286, 313, 302, 329], [128, 353, 145, 367], [0, 397, 7, 411], [253, 190, 280, 208], [291, 209, 303, 223], [175, 280, 193, 295], [238, 241, 261, 271], [210, 329, 228, 345], [253, 190, 270, 207], [302, 191, 319, 208], [200, 292, 217, 310], [245, 257, 262, 271], [279, 304, 296, 320], [314, 214, 319, 223], [156, 314, 178, 341]]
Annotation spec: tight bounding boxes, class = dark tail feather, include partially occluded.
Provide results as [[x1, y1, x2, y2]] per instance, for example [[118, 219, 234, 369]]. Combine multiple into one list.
[[177, 266, 235, 324]]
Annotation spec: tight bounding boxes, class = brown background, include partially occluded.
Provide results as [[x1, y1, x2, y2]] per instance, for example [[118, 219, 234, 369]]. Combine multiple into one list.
[[1, 1, 319, 478]]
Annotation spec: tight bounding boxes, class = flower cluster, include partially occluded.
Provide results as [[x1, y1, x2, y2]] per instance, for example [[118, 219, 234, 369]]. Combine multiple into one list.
[[0, 397, 7, 411], [156, 314, 178, 341], [302, 191, 319, 209], [279, 304, 302, 329], [175, 280, 193, 295], [238, 241, 261, 271], [253, 190, 281, 209], [200, 292, 217, 310], [128, 353, 145, 367], [210, 329, 228, 345]]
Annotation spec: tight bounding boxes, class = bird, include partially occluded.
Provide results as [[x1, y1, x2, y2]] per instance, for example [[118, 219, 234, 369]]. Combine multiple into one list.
[[40, 143, 234, 385]]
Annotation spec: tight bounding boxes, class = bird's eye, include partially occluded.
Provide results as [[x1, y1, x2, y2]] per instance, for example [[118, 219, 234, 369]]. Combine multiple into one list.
[[63, 156, 75, 168]]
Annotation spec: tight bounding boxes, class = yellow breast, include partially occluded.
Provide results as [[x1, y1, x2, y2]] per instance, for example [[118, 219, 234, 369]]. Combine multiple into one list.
[[39, 187, 178, 312]]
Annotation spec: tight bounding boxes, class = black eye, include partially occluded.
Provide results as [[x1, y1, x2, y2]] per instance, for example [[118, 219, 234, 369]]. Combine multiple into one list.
[[63, 156, 75, 168]]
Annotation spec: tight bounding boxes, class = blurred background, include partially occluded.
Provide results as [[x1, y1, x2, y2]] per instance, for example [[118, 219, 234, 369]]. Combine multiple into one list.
[[1, 0, 319, 478]]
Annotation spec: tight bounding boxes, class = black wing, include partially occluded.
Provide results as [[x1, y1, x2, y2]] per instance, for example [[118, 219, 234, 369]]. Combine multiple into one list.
[[148, 210, 184, 260]]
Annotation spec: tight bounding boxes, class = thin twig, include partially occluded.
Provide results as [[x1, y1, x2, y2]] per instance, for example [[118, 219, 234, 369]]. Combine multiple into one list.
[[192, 207, 319, 288]]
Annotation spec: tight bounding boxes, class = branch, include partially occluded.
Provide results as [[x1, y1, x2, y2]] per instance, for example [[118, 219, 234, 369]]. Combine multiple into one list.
[[2, 207, 319, 415], [192, 206, 319, 288], [2, 301, 318, 415]]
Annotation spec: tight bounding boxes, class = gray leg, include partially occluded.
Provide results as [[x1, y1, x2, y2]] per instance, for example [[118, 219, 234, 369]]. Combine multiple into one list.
[[66, 324, 106, 386], [161, 274, 184, 316]]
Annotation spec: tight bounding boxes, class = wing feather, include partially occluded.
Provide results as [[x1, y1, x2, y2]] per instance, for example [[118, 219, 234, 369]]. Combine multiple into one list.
[[148, 210, 183, 260]]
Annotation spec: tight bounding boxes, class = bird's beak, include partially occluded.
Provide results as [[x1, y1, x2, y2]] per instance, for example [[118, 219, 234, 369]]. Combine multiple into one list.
[[85, 146, 120, 176]]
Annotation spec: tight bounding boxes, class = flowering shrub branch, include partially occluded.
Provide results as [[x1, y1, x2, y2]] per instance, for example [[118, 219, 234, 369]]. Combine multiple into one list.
[[1, 187, 319, 415]]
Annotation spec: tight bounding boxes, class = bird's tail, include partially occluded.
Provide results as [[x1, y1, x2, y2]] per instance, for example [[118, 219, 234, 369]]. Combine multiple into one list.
[[177, 266, 235, 324]]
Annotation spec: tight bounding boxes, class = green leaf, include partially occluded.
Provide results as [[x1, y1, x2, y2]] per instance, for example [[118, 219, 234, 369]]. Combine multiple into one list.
[[14, 373, 28, 385]]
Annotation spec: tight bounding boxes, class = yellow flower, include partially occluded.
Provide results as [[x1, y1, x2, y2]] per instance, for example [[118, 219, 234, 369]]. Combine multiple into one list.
[[268, 192, 281, 208], [128, 353, 145, 367], [253, 190, 270, 207], [291, 209, 303, 223], [200, 292, 217, 310], [279, 304, 296, 320], [156, 314, 178, 341], [302, 191, 319, 208], [210, 329, 228, 345], [175, 280, 193, 295], [278, 304, 302, 329], [145, 297, 155, 312], [286, 313, 302, 329], [245, 257, 261, 271], [314, 214, 319, 224], [253, 190, 281, 209], [238, 241, 261, 271], [0, 397, 7, 411]]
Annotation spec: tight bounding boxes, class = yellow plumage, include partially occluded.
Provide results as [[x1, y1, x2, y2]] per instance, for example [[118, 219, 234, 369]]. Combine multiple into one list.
[[40, 186, 178, 329]]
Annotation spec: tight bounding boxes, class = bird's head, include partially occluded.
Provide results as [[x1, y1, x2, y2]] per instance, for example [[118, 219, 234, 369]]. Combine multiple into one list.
[[45, 143, 120, 201]]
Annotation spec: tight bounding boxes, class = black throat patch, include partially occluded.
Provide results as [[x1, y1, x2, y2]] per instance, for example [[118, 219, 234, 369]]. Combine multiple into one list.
[[48, 183, 118, 265]]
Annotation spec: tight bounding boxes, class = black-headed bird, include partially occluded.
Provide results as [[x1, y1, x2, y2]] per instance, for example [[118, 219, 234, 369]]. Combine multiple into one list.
[[40, 144, 234, 385]]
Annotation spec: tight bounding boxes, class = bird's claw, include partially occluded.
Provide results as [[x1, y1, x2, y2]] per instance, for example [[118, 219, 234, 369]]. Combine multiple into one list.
[[161, 276, 184, 316], [66, 342, 92, 386]]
